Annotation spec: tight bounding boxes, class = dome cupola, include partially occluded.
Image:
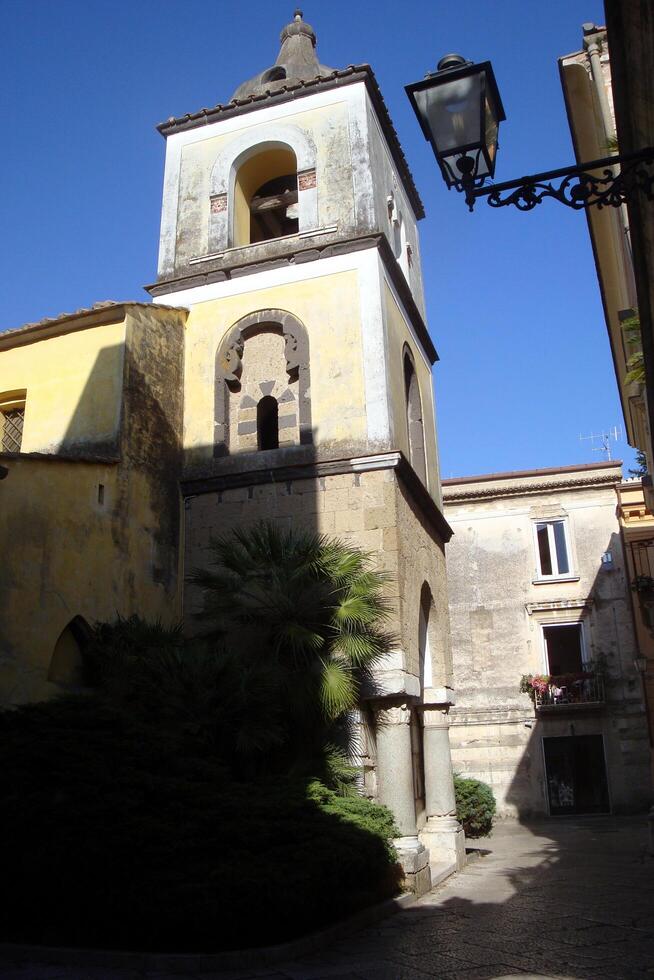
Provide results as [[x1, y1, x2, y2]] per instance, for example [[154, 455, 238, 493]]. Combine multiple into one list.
[[231, 9, 336, 101]]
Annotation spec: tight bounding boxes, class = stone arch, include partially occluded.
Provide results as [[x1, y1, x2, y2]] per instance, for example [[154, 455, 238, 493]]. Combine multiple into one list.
[[209, 124, 318, 252], [419, 583, 435, 691], [214, 309, 312, 457], [48, 615, 91, 686], [418, 581, 451, 692], [403, 345, 427, 484]]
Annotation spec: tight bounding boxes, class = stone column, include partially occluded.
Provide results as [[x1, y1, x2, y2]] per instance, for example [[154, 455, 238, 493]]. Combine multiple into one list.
[[374, 700, 431, 896], [420, 707, 466, 870]]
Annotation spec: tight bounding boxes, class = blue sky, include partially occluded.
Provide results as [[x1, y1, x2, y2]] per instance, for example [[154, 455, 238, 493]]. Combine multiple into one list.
[[2, 0, 633, 476]]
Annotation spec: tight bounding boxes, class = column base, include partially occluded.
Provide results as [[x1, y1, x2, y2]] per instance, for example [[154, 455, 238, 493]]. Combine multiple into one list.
[[394, 836, 432, 897], [419, 816, 466, 870]]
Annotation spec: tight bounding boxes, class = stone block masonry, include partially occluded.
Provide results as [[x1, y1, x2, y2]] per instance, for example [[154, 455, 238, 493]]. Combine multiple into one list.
[[184, 468, 398, 619]]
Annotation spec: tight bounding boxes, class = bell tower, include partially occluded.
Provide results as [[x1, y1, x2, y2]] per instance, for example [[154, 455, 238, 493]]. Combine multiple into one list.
[[148, 10, 462, 888]]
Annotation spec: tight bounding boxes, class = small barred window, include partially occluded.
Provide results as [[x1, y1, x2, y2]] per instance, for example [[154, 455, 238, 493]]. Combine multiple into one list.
[[1, 396, 26, 453]]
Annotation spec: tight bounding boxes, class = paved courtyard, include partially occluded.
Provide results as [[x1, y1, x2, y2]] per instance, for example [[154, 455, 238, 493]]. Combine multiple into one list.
[[2, 816, 652, 979]]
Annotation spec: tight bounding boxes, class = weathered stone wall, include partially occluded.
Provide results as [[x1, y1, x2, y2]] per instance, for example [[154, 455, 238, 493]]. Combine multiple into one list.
[[185, 468, 400, 619], [393, 479, 451, 687], [185, 466, 449, 682]]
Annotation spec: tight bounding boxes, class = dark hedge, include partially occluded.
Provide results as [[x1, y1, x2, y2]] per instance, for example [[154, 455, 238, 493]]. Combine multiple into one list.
[[1, 697, 402, 952]]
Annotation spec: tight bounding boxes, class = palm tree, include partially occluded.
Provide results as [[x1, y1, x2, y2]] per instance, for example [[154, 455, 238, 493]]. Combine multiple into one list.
[[188, 521, 394, 784]]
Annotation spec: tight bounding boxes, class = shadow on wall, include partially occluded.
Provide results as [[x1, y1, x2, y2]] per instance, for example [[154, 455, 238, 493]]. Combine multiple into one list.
[[504, 529, 652, 819], [0, 329, 183, 702]]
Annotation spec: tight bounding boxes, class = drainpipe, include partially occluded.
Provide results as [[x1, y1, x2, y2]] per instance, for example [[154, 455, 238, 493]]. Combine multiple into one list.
[[583, 26, 615, 145], [583, 25, 635, 278]]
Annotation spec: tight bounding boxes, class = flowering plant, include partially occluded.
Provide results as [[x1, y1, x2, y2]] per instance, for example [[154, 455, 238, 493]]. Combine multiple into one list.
[[519, 674, 550, 701]]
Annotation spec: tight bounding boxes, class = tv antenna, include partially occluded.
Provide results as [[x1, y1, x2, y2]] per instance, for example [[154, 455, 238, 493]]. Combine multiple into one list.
[[579, 426, 622, 461]]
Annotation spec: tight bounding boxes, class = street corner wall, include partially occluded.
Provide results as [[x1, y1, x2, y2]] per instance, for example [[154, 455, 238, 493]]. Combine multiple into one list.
[[122, 305, 187, 594]]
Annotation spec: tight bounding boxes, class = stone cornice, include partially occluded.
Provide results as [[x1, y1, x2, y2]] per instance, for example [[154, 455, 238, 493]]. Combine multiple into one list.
[[0, 451, 120, 465], [181, 450, 452, 544], [443, 471, 621, 503], [146, 234, 438, 366], [0, 302, 187, 351], [525, 597, 593, 615]]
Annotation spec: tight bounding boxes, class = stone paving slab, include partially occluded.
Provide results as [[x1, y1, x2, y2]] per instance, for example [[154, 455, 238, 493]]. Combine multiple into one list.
[[1, 816, 652, 979]]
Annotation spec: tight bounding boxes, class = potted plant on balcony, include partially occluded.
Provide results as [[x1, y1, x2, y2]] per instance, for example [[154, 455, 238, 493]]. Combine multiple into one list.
[[519, 674, 550, 704]]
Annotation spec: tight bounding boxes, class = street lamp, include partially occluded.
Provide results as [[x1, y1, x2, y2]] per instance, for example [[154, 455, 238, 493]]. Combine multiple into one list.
[[406, 56, 654, 212], [405, 55, 505, 208]]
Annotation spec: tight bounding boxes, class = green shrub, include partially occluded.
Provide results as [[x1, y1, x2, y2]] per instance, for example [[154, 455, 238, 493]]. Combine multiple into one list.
[[0, 697, 402, 952], [454, 775, 496, 838]]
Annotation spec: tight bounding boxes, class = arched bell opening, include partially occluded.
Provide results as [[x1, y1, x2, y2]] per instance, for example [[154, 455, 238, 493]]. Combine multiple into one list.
[[232, 146, 298, 247]]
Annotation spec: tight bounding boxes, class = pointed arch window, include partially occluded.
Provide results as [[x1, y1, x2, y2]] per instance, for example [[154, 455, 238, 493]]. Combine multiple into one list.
[[257, 395, 279, 450], [48, 616, 90, 687], [403, 348, 427, 484]]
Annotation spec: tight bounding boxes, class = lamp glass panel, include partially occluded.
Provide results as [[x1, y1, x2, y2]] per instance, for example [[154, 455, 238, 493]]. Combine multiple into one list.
[[484, 93, 500, 169], [414, 72, 482, 155], [439, 148, 491, 186]]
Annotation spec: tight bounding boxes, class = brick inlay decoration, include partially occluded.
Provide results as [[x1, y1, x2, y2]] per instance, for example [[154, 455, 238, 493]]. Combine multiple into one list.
[[298, 169, 317, 191], [210, 194, 227, 214]]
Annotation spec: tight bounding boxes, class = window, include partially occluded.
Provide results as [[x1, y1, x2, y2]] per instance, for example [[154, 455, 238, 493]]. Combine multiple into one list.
[[543, 623, 585, 675], [403, 349, 426, 483], [257, 395, 279, 450], [0, 390, 26, 453], [534, 519, 571, 578]]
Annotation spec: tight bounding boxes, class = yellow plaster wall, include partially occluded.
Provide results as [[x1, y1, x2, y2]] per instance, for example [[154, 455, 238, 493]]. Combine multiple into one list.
[[183, 270, 367, 457], [0, 307, 187, 707], [0, 321, 126, 454], [0, 457, 182, 706], [382, 282, 440, 501]]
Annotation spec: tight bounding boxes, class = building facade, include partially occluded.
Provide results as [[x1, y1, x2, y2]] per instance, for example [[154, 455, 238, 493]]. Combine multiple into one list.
[[0, 302, 187, 704], [559, 24, 651, 486], [617, 477, 654, 781], [444, 462, 652, 817], [0, 12, 461, 890]]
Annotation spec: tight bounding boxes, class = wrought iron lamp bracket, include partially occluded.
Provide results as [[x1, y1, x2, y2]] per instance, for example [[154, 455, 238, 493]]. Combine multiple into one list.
[[462, 147, 654, 212]]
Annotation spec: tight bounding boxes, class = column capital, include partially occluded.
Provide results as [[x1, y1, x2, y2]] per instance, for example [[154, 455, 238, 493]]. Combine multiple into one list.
[[374, 700, 413, 726], [422, 706, 451, 729]]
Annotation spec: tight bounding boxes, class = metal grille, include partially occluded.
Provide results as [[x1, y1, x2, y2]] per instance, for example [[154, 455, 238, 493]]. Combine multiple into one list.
[[630, 538, 654, 579], [534, 674, 605, 709], [2, 408, 24, 452]]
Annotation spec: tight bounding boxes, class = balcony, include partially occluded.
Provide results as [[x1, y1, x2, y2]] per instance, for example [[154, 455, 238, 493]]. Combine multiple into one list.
[[534, 673, 605, 712]]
